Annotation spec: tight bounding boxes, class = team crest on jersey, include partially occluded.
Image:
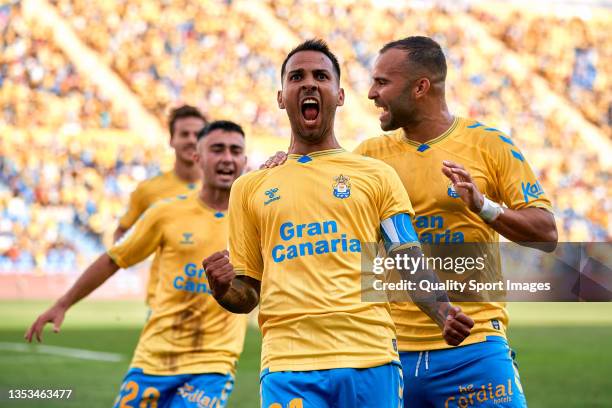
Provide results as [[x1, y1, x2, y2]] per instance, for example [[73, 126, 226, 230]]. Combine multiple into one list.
[[333, 175, 351, 199], [447, 181, 460, 198]]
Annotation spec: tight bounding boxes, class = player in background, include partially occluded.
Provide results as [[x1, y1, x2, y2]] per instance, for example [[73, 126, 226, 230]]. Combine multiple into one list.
[[26, 120, 249, 408], [262, 36, 558, 407], [114, 105, 206, 308], [202, 39, 473, 408]]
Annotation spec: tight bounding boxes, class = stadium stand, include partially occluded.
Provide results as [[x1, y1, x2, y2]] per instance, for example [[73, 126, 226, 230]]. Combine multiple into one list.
[[480, 6, 611, 136], [0, 124, 166, 271], [0, 0, 610, 278], [0, 2, 126, 130]]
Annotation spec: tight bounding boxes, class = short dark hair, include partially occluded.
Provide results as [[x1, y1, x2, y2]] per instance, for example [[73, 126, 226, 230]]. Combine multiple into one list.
[[168, 105, 207, 136], [380, 36, 447, 81], [281, 39, 341, 82], [197, 120, 245, 141]]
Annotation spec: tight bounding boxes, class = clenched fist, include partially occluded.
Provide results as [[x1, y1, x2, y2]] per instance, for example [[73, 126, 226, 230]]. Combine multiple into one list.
[[202, 250, 235, 300], [443, 306, 474, 346]]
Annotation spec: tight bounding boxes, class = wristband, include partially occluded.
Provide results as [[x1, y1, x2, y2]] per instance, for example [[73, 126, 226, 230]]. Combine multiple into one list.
[[478, 196, 504, 223]]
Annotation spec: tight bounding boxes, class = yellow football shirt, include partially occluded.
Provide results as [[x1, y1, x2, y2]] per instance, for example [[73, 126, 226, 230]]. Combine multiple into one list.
[[355, 117, 553, 351], [108, 192, 247, 375], [118, 171, 197, 307], [228, 148, 416, 372]]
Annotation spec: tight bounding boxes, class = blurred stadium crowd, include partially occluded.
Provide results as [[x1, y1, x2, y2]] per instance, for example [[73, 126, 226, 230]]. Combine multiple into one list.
[[1, 0, 610, 274]]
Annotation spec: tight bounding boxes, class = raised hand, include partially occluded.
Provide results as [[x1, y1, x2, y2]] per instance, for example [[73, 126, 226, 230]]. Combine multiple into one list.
[[202, 250, 235, 300], [260, 151, 288, 169], [441, 160, 484, 213]]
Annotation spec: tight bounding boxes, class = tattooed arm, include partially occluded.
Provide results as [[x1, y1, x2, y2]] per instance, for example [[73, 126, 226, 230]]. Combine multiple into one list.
[[389, 245, 473, 345], [202, 250, 260, 314]]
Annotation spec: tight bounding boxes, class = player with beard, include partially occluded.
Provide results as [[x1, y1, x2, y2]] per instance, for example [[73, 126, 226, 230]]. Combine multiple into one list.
[[357, 37, 557, 408], [114, 105, 206, 308], [202, 39, 473, 408], [26, 121, 249, 408]]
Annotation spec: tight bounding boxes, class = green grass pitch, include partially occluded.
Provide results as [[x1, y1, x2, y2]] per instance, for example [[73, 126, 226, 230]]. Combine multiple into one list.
[[1, 301, 611, 407]]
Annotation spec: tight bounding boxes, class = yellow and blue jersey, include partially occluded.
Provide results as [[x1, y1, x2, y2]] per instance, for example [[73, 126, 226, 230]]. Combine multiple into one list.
[[108, 192, 247, 375], [228, 148, 418, 372], [118, 170, 197, 307], [354, 116, 553, 351]]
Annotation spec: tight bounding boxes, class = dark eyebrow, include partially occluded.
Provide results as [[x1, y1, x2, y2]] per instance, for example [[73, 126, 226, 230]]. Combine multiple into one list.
[[313, 69, 331, 76], [287, 68, 304, 77], [209, 143, 243, 149]]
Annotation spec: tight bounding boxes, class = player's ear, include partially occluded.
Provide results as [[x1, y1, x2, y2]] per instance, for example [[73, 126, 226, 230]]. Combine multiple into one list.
[[277, 90, 285, 109], [194, 139, 205, 163], [415, 77, 430, 98], [337, 87, 345, 107]]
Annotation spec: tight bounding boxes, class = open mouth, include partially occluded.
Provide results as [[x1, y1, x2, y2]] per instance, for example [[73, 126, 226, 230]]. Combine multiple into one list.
[[216, 168, 234, 178], [301, 98, 320, 122], [375, 103, 390, 122]]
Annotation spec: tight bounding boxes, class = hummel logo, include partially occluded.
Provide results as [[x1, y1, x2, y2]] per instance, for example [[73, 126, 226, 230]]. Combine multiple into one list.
[[180, 232, 195, 245], [264, 188, 281, 205]]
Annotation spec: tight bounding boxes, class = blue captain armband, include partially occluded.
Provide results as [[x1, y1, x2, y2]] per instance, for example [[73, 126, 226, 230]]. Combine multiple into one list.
[[380, 213, 420, 253]]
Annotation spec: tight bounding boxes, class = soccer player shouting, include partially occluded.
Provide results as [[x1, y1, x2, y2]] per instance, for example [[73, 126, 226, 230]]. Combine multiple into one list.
[[357, 37, 558, 407], [26, 121, 249, 408], [203, 40, 473, 408]]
